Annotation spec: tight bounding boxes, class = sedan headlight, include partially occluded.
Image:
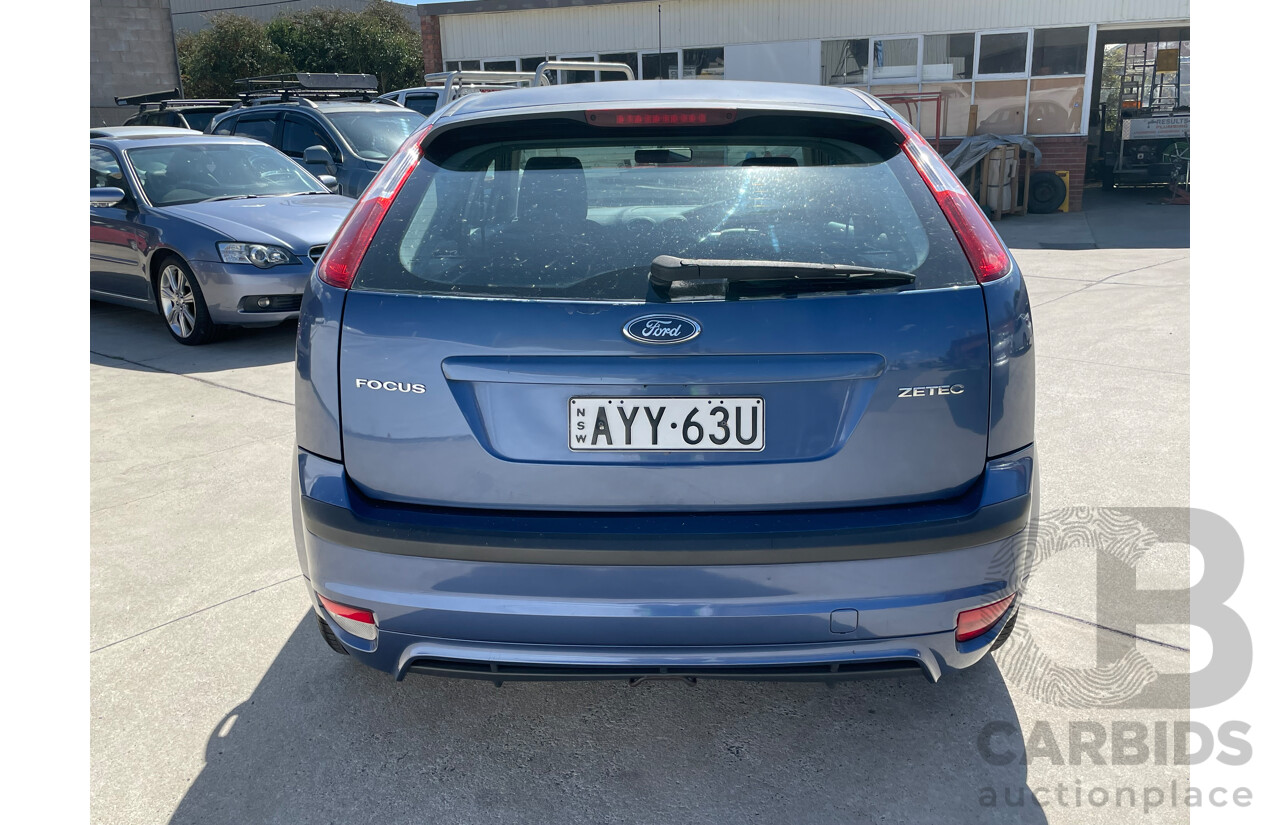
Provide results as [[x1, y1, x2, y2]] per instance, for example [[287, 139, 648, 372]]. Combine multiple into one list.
[[217, 242, 294, 268]]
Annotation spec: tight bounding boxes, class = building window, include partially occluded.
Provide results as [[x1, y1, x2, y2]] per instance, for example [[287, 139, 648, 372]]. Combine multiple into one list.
[[445, 60, 482, 72], [919, 82, 975, 137], [871, 37, 920, 83], [682, 47, 724, 79], [974, 80, 1027, 134], [599, 52, 638, 81], [558, 54, 597, 83], [641, 51, 679, 80], [1028, 77, 1084, 133], [821, 38, 869, 85], [1032, 27, 1089, 76], [923, 33, 974, 80], [977, 32, 1029, 76], [483, 59, 518, 72]]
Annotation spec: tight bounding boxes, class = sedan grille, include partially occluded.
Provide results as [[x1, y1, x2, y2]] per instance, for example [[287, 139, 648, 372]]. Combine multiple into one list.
[[308, 245, 326, 265]]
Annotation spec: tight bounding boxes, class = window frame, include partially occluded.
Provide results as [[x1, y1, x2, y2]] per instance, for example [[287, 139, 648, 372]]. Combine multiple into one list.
[[639, 49, 682, 80], [974, 28, 1034, 80], [868, 35, 923, 85], [230, 112, 282, 147], [681, 46, 725, 80], [822, 24, 1096, 137]]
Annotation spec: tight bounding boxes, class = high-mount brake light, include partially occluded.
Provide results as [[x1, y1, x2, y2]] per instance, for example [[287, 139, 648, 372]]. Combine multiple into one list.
[[899, 126, 1012, 284], [315, 124, 430, 289], [586, 108, 737, 127], [956, 594, 1017, 643]]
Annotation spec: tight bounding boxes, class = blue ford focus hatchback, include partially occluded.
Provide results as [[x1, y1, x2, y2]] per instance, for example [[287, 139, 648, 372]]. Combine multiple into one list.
[[292, 80, 1035, 683]]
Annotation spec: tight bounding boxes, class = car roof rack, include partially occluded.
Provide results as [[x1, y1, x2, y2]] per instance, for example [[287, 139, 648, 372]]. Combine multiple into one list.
[[534, 61, 635, 86], [115, 88, 181, 107], [133, 99, 237, 112], [414, 61, 634, 103], [233, 73, 381, 104]]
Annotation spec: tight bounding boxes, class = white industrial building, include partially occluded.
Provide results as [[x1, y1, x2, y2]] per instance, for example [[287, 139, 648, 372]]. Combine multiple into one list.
[[416, 0, 1191, 210]]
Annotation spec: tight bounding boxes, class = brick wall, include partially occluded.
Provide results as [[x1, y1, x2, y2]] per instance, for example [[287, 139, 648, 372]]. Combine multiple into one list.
[[90, 0, 182, 127], [939, 135, 1087, 213], [421, 14, 442, 75], [1032, 136, 1087, 213]]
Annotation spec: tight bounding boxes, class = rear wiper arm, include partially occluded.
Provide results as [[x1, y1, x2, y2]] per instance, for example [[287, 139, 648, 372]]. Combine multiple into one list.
[[649, 255, 916, 290]]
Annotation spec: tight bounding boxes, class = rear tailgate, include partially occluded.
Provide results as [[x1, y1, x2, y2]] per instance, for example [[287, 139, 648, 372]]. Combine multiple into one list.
[[336, 107, 991, 512]]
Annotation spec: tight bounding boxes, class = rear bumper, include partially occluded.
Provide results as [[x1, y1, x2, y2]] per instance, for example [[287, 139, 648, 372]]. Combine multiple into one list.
[[292, 446, 1035, 680]]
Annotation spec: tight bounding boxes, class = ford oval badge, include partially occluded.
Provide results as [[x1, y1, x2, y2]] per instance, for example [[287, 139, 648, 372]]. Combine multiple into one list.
[[623, 314, 701, 345]]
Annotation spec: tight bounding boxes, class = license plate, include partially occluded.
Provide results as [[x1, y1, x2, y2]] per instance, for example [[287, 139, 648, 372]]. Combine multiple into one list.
[[569, 397, 764, 451]]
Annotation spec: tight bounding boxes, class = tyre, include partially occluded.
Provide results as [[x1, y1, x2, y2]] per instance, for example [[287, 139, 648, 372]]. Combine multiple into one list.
[[1027, 171, 1067, 214], [315, 614, 350, 655], [989, 607, 1019, 652], [155, 256, 219, 345]]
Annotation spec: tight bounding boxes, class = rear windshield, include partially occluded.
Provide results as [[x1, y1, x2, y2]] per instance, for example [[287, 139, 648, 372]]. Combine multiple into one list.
[[327, 110, 428, 161], [358, 115, 971, 301]]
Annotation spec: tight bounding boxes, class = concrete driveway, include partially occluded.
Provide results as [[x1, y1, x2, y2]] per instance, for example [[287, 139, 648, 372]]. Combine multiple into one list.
[[91, 189, 1191, 824]]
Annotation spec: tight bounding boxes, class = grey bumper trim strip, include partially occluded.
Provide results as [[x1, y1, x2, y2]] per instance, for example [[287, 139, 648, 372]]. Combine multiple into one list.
[[300, 494, 1031, 566]]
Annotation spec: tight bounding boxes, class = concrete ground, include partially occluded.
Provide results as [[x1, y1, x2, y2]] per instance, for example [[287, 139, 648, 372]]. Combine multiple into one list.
[[91, 187, 1190, 824]]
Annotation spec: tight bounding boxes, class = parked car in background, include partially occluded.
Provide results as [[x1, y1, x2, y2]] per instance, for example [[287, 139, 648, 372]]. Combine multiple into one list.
[[207, 73, 427, 197], [90, 126, 199, 139], [378, 62, 635, 116], [377, 70, 537, 116], [116, 89, 237, 133], [90, 131, 354, 344], [292, 80, 1036, 684]]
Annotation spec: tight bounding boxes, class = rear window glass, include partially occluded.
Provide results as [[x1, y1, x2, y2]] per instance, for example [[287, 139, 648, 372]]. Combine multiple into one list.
[[358, 115, 971, 301], [403, 93, 441, 116]]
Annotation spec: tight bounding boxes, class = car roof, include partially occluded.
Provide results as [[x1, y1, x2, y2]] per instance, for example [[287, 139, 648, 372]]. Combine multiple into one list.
[[90, 133, 275, 150], [441, 79, 879, 121], [225, 100, 402, 114], [90, 125, 201, 139]]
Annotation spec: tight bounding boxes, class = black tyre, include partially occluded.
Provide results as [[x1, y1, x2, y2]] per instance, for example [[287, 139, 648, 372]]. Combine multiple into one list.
[[315, 614, 350, 655], [154, 256, 219, 345], [989, 607, 1019, 652], [1027, 171, 1067, 214]]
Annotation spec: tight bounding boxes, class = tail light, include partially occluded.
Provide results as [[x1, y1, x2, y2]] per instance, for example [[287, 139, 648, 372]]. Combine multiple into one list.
[[956, 593, 1017, 643], [899, 125, 1012, 284], [316, 125, 430, 289], [318, 594, 378, 640]]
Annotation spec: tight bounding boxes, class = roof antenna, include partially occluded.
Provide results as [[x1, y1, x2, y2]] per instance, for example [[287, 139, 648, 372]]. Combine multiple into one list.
[[657, 4, 662, 79]]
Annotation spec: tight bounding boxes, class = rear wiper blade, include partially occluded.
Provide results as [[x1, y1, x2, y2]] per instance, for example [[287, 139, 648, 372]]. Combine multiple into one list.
[[649, 255, 916, 289]]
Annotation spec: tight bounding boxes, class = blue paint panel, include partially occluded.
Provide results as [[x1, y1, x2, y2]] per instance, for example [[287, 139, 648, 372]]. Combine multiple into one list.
[[337, 287, 991, 510], [983, 261, 1035, 457]]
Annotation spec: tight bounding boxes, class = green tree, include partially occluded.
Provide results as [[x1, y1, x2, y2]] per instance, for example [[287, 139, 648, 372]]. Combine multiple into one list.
[[176, 14, 292, 99], [266, 1, 423, 93]]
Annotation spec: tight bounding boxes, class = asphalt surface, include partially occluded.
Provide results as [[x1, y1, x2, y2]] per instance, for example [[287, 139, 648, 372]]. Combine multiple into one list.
[[91, 188, 1191, 824]]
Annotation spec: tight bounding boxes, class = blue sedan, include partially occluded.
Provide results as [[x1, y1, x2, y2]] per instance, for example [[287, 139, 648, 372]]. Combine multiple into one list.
[[90, 130, 354, 344]]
